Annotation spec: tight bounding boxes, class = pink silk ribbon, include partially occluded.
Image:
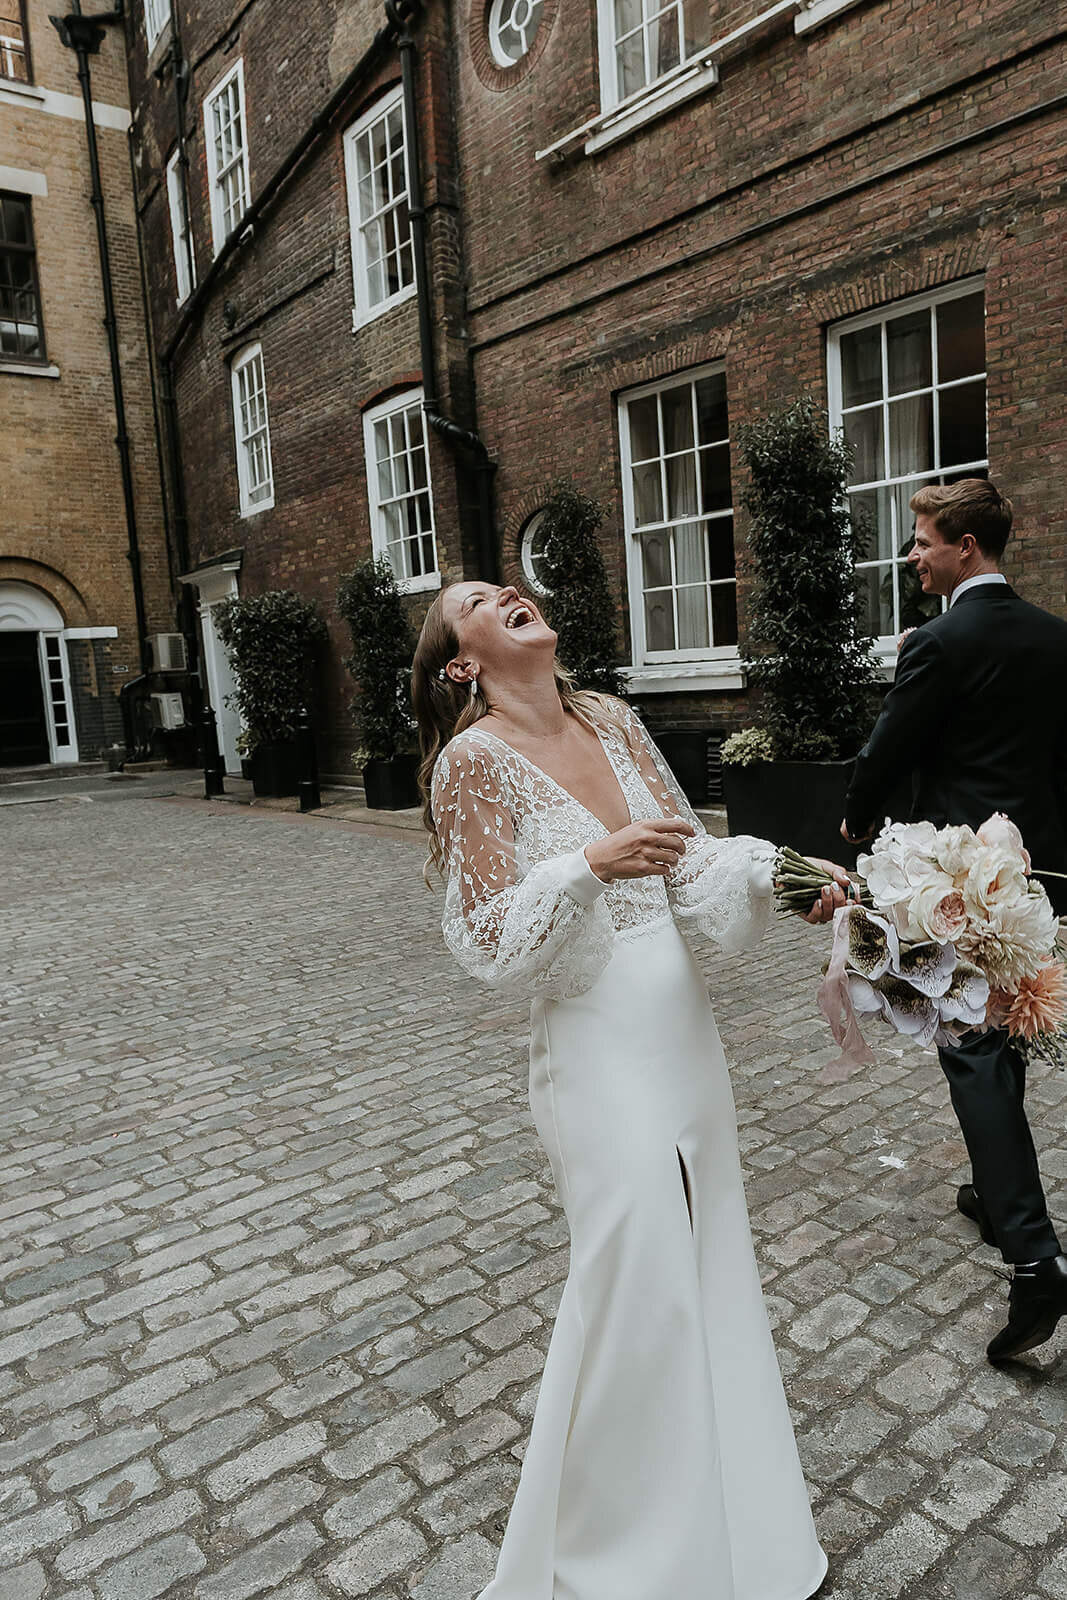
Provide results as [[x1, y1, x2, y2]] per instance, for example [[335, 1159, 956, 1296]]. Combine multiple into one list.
[[817, 905, 878, 1071]]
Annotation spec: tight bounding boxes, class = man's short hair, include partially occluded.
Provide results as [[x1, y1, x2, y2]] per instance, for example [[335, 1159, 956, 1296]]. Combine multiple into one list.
[[909, 478, 1013, 559]]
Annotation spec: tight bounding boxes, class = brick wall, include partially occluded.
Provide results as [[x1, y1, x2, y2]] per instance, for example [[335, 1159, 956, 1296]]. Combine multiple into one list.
[[1, 0, 174, 757]]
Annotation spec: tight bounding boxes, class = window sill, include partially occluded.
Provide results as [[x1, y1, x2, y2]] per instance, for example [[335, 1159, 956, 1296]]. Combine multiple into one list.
[[239, 494, 275, 518], [624, 658, 747, 694], [0, 78, 44, 104], [397, 572, 442, 596], [794, 0, 864, 33], [584, 62, 720, 156], [0, 360, 59, 379], [351, 282, 417, 333]]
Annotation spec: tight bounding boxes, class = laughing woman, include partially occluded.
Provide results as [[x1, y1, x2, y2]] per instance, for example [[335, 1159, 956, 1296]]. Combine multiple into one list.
[[412, 582, 843, 1600]]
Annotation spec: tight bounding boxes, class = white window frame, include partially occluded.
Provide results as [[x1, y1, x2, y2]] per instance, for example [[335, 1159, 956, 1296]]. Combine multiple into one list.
[[619, 362, 741, 676], [204, 59, 250, 258], [165, 147, 196, 305], [520, 510, 550, 597], [827, 276, 987, 658], [343, 88, 416, 331], [595, 0, 717, 117], [488, 0, 545, 67], [230, 342, 274, 516], [363, 387, 440, 595], [143, 0, 172, 51]]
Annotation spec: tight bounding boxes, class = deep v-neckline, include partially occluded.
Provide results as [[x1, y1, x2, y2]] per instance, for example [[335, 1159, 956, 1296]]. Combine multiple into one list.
[[472, 721, 633, 837]]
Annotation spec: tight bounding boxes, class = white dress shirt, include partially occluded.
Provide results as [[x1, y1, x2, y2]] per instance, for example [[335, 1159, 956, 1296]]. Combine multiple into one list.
[[949, 573, 1008, 608]]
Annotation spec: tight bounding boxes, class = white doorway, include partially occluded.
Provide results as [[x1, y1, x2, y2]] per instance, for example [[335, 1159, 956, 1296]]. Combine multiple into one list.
[[182, 561, 243, 776], [0, 582, 79, 765]]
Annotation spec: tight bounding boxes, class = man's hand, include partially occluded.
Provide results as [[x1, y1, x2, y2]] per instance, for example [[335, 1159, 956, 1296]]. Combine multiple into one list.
[[799, 857, 853, 924], [840, 818, 874, 846]]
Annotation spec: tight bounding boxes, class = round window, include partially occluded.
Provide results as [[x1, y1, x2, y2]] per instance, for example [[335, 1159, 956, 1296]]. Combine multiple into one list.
[[488, 0, 544, 67], [520, 511, 551, 596]]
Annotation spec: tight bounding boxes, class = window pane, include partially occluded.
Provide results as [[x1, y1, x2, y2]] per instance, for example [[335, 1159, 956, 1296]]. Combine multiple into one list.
[[666, 453, 697, 520], [710, 583, 738, 647], [640, 529, 672, 589], [617, 30, 645, 95], [936, 292, 984, 383], [628, 395, 660, 461], [699, 444, 731, 513], [706, 516, 734, 580], [843, 406, 883, 483], [682, 0, 711, 51], [645, 592, 676, 652], [695, 373, 728, 444], [1, 195, 30, 245], [632, 461, 663, 526], [840, 326, 882, 408], [888, 393, 933, 477], [677, 586, 709, 649], [649, 8, 679, 76], [661, 384, 694, 452], [614, 0, 642, 35], [675, 520, 706, 585], [938, 379, 986, 468], [886, 308, 932, 396], [849, 487, 891, 563], [857, 565, 894, 638]]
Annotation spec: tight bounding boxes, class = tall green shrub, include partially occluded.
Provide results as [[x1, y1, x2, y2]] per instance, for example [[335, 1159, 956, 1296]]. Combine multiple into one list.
[[737, 398, 877, 760], [337, 556, 416, 763], [536, 479, 626, 698], [214, 589, 326, 752]]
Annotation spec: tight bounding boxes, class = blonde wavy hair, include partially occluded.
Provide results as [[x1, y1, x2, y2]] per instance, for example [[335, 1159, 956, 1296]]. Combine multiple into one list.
[[412, 586, 628, 881]]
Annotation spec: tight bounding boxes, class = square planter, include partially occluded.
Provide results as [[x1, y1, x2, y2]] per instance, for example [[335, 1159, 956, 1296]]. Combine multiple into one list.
[[723, 760, 915, 865], [363, 754, 419, 811], [250, 739, 301, 798]]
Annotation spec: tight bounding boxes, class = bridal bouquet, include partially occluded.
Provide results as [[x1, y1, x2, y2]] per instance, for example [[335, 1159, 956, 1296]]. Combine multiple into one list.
[[776, 817, 1067, 1067]]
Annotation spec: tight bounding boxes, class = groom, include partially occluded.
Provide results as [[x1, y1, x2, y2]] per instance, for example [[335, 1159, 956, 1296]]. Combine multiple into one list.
[[840, 478, 1067, 1363]]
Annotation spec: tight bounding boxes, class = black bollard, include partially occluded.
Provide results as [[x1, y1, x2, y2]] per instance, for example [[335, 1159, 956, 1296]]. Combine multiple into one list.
[[201, 703, 225, 798], [298, 707, 321, 812]]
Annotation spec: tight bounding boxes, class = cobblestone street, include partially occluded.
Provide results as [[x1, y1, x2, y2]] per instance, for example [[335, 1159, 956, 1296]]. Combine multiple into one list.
[[2, 784, 1066, 1600]]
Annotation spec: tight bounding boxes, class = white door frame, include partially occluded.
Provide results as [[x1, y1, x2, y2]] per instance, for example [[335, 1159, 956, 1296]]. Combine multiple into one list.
[[0, 581, 80, 764], [181, 561, 243, 774]]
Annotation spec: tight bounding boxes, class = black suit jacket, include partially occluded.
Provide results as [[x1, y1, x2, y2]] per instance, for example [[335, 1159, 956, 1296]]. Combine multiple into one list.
[[844, 584, 1067, 914]]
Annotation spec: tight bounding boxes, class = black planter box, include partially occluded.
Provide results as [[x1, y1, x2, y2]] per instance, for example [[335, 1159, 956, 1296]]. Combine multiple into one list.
[[250, 739, 302, 798], [723, 760, 915, 865], [363, 754, 420, 811]]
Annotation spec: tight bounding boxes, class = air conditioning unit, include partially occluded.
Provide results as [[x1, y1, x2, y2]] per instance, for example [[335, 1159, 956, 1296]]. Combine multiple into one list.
[[150, 692, 186, 731], [147, 632, 188, 672]]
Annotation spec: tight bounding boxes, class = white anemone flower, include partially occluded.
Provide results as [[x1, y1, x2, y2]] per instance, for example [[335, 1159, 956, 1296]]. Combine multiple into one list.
[[938, 962, 990, 1028], [894, 939, 957, 998]]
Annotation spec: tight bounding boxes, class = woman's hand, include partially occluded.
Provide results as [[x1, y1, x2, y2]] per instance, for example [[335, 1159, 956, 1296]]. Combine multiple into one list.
[[799, 857, 853, 925], [584, 817, 696, 883]]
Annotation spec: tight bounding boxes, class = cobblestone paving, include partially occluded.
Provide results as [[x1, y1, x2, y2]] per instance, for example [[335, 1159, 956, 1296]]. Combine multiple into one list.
[[2, 788, 1066, 1600]]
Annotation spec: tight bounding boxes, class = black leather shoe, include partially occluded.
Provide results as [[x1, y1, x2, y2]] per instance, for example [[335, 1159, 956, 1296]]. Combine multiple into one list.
[[957, 1184, 997, 1248], [987, 1253, 1067, 1363]]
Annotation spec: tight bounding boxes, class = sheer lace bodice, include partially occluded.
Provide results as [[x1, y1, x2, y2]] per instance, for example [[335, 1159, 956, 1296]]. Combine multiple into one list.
[[430, 699, 778, 999]]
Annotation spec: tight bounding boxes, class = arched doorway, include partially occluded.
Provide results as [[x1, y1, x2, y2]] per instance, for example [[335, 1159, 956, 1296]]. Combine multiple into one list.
[[0, 582, 79, 765]]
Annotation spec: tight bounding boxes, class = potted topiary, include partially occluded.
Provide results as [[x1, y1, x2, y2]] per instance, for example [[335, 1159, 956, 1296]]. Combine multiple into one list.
[[722, 397, 881, 860], [214, 590, 326, 798], [535, 480, 626, 698], [337, 556, 419, 811]]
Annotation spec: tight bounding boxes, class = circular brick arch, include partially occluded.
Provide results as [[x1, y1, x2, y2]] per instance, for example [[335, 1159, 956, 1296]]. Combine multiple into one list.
[[468, 0, 560, 90], [0, 559, 91, 628]]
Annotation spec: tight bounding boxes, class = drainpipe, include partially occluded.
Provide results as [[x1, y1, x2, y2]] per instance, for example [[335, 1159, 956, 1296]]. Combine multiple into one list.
[[387, 0, 500, 583], [50, 2, 151, 674]]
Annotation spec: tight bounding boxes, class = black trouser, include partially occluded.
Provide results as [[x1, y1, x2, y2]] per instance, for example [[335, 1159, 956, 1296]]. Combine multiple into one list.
[[938, 1027, 1060, 1264]]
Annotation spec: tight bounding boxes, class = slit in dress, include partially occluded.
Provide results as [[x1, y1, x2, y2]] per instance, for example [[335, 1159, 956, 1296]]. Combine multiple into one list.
[[677, 1147, 694, 1232]]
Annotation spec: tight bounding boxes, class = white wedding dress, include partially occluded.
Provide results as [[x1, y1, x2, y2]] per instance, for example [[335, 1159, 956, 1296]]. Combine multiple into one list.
[[431, 701, 827, 1600]]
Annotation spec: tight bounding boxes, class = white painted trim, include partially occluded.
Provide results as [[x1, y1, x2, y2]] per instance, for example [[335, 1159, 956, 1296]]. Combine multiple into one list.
[[363, 386, 441, 591], [230, 342, 275, 516], [37, 631, 79, 763], [166, 147, 197, 305], [144, 0, 173, 54], [204, 58, 250, 258], [624, 660, 747, 693], [0, 81, 130, 129], [62, 626, 119, 640], [0, 361, 60, 379], [0, 582, 64, 630], [0, 164, 46, 195], [585, 63, 719, 154], [795, 0, 864, 32], [193, 573, 243, 774], [343, 87, 417, 329]]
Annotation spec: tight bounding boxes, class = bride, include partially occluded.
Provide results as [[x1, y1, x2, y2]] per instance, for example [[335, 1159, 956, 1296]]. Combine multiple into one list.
[[412, 582, 845, 1600]]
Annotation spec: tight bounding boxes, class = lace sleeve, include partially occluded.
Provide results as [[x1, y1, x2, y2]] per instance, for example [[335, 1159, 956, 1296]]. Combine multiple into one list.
[[617, 702, 778, 955], [430, 736, 615, 998]]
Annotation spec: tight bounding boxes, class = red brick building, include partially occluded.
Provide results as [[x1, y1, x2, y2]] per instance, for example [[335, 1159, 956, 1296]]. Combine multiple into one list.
[[125, 0, 1066, 779]]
